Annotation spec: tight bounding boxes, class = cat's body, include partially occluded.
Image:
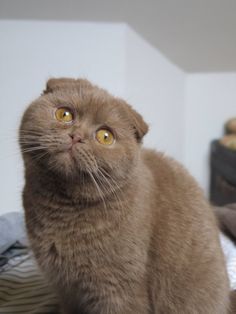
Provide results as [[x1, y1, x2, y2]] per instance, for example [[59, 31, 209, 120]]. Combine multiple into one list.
[[21, 78, 230, 313]]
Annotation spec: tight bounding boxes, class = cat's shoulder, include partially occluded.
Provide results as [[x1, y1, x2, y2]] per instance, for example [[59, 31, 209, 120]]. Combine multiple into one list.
[[141, 148, 183, 171], [140, 148, 198, 189]]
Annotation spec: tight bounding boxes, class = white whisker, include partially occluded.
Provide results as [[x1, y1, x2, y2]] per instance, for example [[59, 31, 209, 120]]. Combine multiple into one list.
[[87, 170, 107, 210]]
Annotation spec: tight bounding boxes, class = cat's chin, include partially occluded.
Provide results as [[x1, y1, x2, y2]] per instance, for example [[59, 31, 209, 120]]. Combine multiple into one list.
[[45, 150, 92, 181]]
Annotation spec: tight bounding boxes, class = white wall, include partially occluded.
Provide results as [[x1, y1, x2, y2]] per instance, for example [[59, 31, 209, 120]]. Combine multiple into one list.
[[185, 73, 236, 194], [0, 20, 186, 215], [125, 28, 185, 162]]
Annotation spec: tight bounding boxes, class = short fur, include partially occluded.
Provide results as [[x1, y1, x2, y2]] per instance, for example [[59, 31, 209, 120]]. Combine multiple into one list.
[[20, 78, 230, 313]]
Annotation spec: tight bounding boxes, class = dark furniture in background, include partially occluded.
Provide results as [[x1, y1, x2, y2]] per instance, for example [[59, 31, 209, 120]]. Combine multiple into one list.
[[210, 140, 236, 206]]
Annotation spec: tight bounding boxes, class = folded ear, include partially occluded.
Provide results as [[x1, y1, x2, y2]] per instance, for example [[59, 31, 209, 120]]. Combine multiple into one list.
[[123, 103, 149, 143], [43, 78, 93, 94], [43, 78, 76, 94]]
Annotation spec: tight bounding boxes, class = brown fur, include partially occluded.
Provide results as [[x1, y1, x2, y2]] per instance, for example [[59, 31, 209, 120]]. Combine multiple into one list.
[[20, 78, 230, 313]]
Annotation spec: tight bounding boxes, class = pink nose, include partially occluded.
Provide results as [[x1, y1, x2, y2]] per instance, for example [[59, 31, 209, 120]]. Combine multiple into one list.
[[69, 133, 84, 144]]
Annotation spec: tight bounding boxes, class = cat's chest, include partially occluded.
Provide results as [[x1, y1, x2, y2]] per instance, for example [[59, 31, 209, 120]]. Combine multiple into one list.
[[51, 218, 113, 259], [34, 209, 134, 286], [31, 205, 119, 264], [27, 201, 148, 298]]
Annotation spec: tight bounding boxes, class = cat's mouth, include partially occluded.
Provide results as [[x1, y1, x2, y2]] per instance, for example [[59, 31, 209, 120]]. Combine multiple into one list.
[[54, 133, 86, 155], [50, 141, 99, 177], [68, 142, 84, 156], [52, 140, 82, 155], [53, 144, 79, 161]]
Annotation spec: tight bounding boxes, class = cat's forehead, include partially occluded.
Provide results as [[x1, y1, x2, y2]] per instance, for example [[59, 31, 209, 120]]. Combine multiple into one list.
[[45, 88, 126, 125]]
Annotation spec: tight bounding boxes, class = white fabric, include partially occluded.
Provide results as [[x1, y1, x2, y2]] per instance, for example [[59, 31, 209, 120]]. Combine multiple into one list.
[[220, 232, 236, 289]]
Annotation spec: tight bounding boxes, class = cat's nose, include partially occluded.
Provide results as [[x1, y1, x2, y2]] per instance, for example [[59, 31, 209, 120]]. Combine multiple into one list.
[[69, 133, 84, 144]]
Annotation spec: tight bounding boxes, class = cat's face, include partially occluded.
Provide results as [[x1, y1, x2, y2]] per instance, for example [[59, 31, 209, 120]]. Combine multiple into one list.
[[20, 79, 148, 187]]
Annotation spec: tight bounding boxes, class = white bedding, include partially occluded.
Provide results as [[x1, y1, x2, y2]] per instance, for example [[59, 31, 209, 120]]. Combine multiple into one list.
[[220, 232, 236, 289]]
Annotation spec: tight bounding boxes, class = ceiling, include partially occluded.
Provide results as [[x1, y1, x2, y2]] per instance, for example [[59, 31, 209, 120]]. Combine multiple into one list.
[[1, 0, 236, 72]]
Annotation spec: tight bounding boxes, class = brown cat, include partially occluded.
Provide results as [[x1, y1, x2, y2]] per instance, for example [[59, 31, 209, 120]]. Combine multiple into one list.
[[20, 78, 230, 314]]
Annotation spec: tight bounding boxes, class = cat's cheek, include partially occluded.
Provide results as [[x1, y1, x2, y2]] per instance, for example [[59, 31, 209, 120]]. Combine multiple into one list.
[[96, 148, 138, 180]]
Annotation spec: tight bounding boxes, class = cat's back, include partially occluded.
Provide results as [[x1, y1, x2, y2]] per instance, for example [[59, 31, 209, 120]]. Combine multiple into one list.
[[140, 147, 218, 245], [140, 148, 230, 313], [141, 148, 201, 199]]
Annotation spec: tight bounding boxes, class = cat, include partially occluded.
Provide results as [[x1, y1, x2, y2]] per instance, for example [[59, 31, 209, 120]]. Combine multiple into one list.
[[20, 78, 231, 314]]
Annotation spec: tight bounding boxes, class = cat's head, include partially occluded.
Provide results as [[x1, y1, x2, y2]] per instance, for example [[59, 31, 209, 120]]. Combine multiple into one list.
[[20, 78, 148, 187]]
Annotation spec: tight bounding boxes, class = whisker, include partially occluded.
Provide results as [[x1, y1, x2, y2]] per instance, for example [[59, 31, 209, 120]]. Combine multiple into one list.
[[21, 147, 48, 154], [99, 168, 124, 195], [30, 150, 50, 162], [96, 169, 125, 213], [87, 170, 107, 210]]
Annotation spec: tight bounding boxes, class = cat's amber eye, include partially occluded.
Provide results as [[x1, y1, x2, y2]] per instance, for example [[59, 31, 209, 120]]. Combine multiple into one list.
[[55, 108, 73, 123], [96, 129, 114, 146]]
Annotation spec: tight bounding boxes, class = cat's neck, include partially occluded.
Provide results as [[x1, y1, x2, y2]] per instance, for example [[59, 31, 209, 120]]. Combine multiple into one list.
[[24, 158, 139, 211]]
